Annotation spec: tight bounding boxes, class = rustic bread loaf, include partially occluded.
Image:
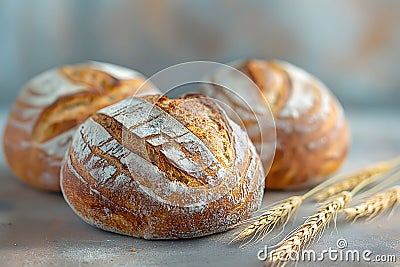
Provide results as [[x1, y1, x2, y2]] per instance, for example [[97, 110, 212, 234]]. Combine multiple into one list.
[[201, 60, 350, 189], [60, 94, 265, 239], [3, 62, 159, 191]]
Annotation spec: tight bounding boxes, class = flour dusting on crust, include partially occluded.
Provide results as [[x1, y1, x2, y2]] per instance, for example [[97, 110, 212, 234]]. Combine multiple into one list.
[[62, 95, 265, 239]]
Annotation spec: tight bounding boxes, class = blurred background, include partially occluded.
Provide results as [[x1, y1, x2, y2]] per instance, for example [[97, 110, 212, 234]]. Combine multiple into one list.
[[1, 2, 400, 266], [1, 0, 400, 108]]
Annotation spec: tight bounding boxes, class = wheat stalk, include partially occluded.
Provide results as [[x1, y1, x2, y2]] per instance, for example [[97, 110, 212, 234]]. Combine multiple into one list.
[[313, 161, 394, 202], [344, 186, 400, 222], [231, 185, 328, 247], [231, 196, 303, 247], [266, 173, 384, 266], [267, 192, 352, 266], [231, 177, 342, 246], [230, 158, 398, 247]]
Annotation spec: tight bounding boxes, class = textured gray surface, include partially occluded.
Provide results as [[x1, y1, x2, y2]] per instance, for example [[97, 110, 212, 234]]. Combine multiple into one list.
[[0, 108, 399, 267]]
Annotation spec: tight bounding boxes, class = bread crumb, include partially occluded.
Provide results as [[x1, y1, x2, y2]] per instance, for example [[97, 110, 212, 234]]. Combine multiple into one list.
[[131, 247, 137, 253]]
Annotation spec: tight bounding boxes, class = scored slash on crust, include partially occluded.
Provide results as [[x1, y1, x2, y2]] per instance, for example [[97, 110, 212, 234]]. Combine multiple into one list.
[[60, 94, 266, 239]]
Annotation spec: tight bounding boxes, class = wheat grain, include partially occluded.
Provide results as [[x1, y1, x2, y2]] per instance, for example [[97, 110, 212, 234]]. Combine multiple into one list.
[[267, 192, 352, 266], [230, 170, 347, 246], [266, 170, 389, 266], [344, 186, 400, 221], [313, 162, 393, 202], [230, 158, 399, 248], [231, 196, 303, 247]]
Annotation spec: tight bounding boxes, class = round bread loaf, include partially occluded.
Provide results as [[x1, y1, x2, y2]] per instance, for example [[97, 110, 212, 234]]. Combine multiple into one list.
[[201, 60, 350, 189], [3, 62, 159, 191], [60, 94, 265, 239]]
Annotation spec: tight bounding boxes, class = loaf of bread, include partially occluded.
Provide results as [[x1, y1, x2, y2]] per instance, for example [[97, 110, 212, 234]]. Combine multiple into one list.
[[201, 60, 350, 189], [60, 94, 265, 239], [3, 62, 159, 191]]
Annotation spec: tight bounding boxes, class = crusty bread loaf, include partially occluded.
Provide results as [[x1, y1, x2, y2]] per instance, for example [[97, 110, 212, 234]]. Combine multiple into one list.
[[3, 61, 159, 191], [60, 94, 265, 239], [201, 60, 350, 189]]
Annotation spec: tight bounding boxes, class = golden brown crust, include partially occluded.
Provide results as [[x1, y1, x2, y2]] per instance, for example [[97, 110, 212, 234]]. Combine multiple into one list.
[[146, 94, 234, 169], [248, 60, 350, 189], [60, 95, 265, 239], [3, 62, 159, 191], [201, 59, 350, 190]]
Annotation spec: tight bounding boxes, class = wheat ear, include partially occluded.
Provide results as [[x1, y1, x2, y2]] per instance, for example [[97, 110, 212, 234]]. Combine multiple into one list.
[[344, 186, 400, 222], [230, 176, 336, 247], [231, 159, 399, 247], [354, 169, 400, 200], [266, 174, 381, 266], [267, 191, 352, 266], [313, 161, 396, 202], [231, 158, 399, 247], [344, 169, 400, 221], [231, 196, 303, 247]]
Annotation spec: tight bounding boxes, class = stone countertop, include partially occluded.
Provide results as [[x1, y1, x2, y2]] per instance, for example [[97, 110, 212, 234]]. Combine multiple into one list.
[[0, 107, 399, 267]]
